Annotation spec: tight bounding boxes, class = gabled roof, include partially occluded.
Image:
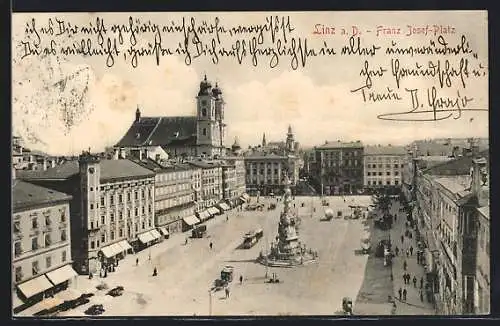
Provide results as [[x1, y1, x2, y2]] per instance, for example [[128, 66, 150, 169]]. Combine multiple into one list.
[[13, 180, 72, 211], [432, 176, 471, 194], [115, 116, 197, 147]]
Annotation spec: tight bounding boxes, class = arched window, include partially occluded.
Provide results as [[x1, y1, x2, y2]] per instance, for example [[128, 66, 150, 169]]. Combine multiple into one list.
[[202, 128, 207, 136], [202, 108, 207, 117]]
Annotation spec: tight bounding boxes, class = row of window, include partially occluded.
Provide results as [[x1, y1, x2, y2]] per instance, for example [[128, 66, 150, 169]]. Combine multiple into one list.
[[367, 171, 400, 176], [156, 171, 191, 182], [367, 163, 404, 169], [322, 160, 360, 167], [14, 230, 67, 257], [156, 183, 191, 196], [156, 194, 193, 210], [89, 205, 153, 229], [14, 251, 67, 282], [365, 157, 404, 162], [99, 188, 152, 206], [17, 210, 67, 232], [321, 151, 360, 157], [367, 180, 400, 186], [89, 219, 153, 249], [248, 168, 282, 175]]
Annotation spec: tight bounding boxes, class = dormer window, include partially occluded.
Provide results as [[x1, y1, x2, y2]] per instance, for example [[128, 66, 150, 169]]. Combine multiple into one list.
[[202, 108, 207, 117], [136, 133, 141, 139]]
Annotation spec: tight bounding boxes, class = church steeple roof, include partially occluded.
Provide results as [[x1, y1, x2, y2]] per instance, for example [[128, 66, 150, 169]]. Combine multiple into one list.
[[262, 133, 267, 146]]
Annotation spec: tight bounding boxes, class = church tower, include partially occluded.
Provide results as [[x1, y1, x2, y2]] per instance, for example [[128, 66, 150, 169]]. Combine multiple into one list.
[[196, 75, 225, 157], [262, 133, 267, 147], [286, 125, 295, 153]]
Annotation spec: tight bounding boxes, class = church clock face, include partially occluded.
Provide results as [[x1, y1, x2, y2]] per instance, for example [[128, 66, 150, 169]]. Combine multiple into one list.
[[88, 167, 95, 174]]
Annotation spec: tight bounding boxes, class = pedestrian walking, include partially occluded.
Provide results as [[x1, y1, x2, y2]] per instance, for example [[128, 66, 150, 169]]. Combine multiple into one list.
[[148, 253, 151, 261], [401, 235, 404, 243], [409, 231, 413, 239], [209, 242, 213, 250], [402, 288, 407, 301], [153, 267, 157, 276], [225, 286, 230, 298], [413, 276, 417, 288], [239, 275, 243, 284], [395, 247, 399, 256], [403, 260, 407, 271], [406, 249, 410, 258], [410, 246, 414, 256], [390, 273, 393, 281], [394, 214, 397, 222], [136, 258, 139, 266], [226, 215, 229, 221], [185, 237, 188, 245], [398, 287, 402, 301], [420, 290, 424, 302]]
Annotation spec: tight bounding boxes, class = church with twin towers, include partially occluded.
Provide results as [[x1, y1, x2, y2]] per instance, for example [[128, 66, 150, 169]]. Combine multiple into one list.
[[115, 75, 227, 159]]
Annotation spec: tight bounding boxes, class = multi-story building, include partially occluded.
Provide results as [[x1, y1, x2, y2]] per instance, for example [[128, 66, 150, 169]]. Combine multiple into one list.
[[115, 75, 227, 159], [12, 176, 77, 313], [244, 152, 299, 196], [187, 159, 223, 222], [311, 140, 364, 195], [410, 147, 489, 315], [223, 156, 247, 206], [363, 145, 406, 191], [18, 152, 157, 275], [134, 158, 197, 235]]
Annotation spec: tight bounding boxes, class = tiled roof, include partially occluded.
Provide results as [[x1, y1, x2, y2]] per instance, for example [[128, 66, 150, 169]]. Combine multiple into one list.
[[132, 158, 193, 172], [433, 176, 472, 194], [364, 145, 407, 156], [17, 159, 154, 182], [13, 180, 72, 211], [115, 116, 197, 147], [244, 151, 288, 160], [316, 140, 363, 149]]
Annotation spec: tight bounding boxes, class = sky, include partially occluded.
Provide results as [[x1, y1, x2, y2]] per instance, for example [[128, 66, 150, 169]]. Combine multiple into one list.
[[12, 11, 489, 155]]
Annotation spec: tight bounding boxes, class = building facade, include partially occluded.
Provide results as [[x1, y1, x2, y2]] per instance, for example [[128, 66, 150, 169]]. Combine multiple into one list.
[[363, 145, 406, 191], [224, 156, 247, 205], [12, 178, 77, 312], [311, 140, 364, 195], [115, 75, 226, 159], [187, 160, 223, 210], [18, 153, 157, 275], [134, 159, 196, 235]]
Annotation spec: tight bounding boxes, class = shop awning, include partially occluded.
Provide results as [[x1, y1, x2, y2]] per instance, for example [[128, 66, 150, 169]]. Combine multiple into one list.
[[219, 203, 230, 211], [209, 207, 220, 215], [158, 227, 169, 236], [17, 275, 53, 299], [117, 240, 132, 251], [100, 243, 122, 259], [198, 210, 210, 221], [183, 215, 200, 226], [242, 193, 250, 200], [149, 229, 162, 240], [138, 231, 155, 244], [239, 196, 246, 202], [45, 264, 78, 285]]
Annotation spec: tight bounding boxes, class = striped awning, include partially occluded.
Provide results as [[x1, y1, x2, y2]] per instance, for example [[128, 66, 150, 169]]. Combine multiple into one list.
[[45, 264, 77, 285], [158, 227, 169, 236], [17, 275, 53, 299], [242, 193, 250, 200], [138, 231, 155, 244], [183, 215, 200, 226], [100, 242, 124, 258], [149, 229, 162, 240]]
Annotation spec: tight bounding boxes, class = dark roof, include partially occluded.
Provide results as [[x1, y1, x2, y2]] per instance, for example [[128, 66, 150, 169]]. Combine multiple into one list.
[[17, 158, 155, 182], [13, 180, 72, 211], [244, 151, 288, 160], [364, 145, 407, 156], [423, 149, 489, 176], [316, 141, 363, 149], [115, 116, 197, 147]]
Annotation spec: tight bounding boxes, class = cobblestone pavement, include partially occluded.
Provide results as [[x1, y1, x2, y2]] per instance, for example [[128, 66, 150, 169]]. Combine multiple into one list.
[[389, 200, 436, 315], [57, 196, 374, 316]]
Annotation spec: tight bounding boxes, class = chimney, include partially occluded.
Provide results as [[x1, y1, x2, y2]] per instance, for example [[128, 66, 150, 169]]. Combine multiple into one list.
[[51, 159, 56, 168], [139, 150, 143, 160], [113, 149, 119, 160], [120, 148, 126, 159], [42, 159, 48, 171]]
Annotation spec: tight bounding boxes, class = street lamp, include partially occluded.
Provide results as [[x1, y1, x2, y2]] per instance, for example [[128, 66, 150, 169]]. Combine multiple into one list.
[[208, 289, 212, 316]]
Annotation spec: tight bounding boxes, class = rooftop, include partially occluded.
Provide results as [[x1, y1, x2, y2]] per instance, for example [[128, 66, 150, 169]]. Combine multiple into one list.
[[17, 158, 155, 182], [186, 159, 223, 169], [316, 140, 363, 150], [13, 180, 72, 211], [423, 149, 489, 176], [433, 176, 472, 194], [244, 151, 289, 160], [115, 116, 197, 148], [364, 145, 407, 156], [131, 158, 194, 173]]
